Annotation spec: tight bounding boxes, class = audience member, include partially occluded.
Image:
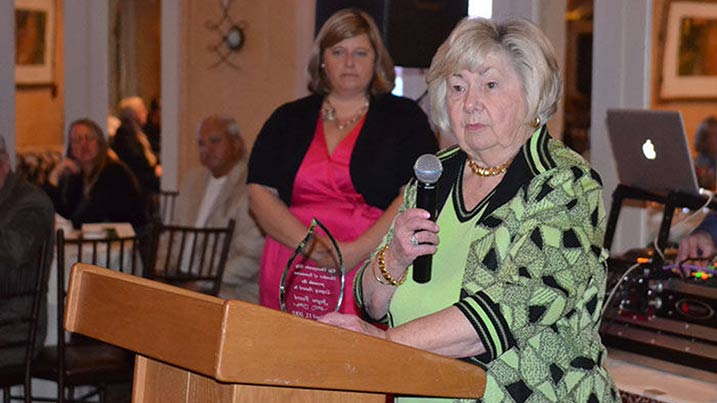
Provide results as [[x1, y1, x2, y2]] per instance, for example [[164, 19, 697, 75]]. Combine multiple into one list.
[[320, 17, 619, 402], [693, 116, 717, 190], [248, 8, 438, 316], [112, 96, 161, 203], [143, 96, 161, 156], [45, 118, 146, 230], [107, 111, 121, 139], [0, 134, 54, 367], [174, 115, 264, 302], [677, 212, 717, 263]]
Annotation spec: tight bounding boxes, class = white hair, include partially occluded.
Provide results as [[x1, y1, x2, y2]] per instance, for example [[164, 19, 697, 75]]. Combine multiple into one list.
[[426, 17, 562, 136]]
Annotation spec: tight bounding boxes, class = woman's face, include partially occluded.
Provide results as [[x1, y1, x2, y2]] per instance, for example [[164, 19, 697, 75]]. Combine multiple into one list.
[[446, 51, 530, 163], [69, 124, 100, 167], [322, 33, 375, 96]]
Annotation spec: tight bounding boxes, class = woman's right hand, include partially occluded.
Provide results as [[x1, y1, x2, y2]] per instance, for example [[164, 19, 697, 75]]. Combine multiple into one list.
[[384, 208, 440, 272], [48, 158, 80, 187]]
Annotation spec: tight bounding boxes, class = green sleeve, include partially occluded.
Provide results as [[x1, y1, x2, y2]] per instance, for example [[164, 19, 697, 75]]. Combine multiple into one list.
[[456, 166, 608, 364]]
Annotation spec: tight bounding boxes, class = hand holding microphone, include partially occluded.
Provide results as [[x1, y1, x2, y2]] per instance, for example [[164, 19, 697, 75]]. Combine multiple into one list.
[[412, 154, 443, 283]]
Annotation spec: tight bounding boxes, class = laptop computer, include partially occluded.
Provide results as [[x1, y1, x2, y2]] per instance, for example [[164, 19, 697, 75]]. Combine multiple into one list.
[[606, 108, 702, 196]]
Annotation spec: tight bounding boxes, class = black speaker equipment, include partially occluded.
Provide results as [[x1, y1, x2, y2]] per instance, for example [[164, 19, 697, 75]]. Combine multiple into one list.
[[600, 256, 717, 372], [600, 185, 717, 373], [314, 0, 468, 68]]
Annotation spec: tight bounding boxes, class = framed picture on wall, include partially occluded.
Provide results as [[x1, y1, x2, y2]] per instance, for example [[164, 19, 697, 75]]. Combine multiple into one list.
[[15, 0, 55, 86], [658, 0, 717, 101]]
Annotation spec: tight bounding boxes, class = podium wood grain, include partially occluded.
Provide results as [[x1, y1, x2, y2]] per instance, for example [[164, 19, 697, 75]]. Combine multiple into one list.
[[64, 263, 485, 402]]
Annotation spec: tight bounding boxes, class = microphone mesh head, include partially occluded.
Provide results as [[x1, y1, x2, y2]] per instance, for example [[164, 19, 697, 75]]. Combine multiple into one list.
[[414, 154, 443, 184]]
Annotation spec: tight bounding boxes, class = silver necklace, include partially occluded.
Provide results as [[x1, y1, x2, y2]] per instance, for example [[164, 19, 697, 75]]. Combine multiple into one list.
[[321, 98, 370, 131]]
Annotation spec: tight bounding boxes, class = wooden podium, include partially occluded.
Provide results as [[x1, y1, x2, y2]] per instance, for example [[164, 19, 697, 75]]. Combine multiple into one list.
[[64, 263, 486, 402]]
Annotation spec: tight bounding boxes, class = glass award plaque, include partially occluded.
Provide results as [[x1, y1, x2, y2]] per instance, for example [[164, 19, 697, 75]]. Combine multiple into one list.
[[280, 218, 344, 320]]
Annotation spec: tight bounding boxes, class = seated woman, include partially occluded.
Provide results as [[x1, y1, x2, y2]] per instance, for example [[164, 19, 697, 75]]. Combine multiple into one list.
[[320, 17, 619, 402], [45, 118, 146, 230]]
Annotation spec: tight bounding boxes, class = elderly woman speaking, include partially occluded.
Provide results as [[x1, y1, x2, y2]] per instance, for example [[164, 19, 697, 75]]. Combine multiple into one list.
[[320, 17, 620, 403]]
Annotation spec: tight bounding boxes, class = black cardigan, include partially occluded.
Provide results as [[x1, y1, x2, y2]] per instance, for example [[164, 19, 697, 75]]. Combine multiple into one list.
[[248, 93, 438, 210], [44, 159, 147, 229]]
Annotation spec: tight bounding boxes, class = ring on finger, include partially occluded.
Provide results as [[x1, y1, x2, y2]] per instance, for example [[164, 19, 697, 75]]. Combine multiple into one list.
[[409, 233, 419, 246]]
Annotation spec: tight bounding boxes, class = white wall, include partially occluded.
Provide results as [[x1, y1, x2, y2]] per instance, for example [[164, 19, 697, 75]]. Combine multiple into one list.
[[592, 0, 653, 253], [63, 1, 109, 137], [160, 0, 181, 191], [0, 0, 15, 164]]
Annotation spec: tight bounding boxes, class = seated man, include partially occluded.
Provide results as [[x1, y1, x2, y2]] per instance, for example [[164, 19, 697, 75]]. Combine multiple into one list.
[[174, 115, 264, 303], [0, 135, 54, 367]]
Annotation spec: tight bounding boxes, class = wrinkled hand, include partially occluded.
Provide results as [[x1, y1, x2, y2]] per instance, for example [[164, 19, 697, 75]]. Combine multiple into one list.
[[48, 158, 80, 186], [318, 312, 387, 339], [677, 231, 715, 264], [386, 208, 440, 269]]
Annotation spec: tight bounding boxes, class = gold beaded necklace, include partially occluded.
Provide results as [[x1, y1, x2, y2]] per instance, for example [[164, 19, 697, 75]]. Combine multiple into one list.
[[467, 156, 514, 177], [321, 98, 370, 131]]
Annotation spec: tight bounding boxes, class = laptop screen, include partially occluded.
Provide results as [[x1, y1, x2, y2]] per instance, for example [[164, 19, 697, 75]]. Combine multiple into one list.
[[606, 109, 700, 195]]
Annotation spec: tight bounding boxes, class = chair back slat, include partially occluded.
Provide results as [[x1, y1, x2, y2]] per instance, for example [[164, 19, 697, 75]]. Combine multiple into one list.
[[0, 238, 50, 403], [197, 233, 208, 276], [155, 190, 179, 224], [207, 233, 219, 278], [146, 219, 235, 296]]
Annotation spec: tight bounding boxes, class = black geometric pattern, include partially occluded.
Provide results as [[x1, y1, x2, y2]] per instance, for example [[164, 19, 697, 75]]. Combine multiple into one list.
[[505, 380, 532, 403], [528, 305, 546, 323], [518, 267, 531, 278], [385, 130, 620, 402], [549, 363, 564, 384], [483, 216, 503, 228], [530, 228, 543, 249], [455, 136, 619, 402]]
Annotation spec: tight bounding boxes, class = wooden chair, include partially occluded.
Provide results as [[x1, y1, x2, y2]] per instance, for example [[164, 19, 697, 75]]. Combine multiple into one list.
[[145, 219, 235, 296], [155, 190, 178, 224], [0, 240, 51, 403], [31, 228, 146, 403]]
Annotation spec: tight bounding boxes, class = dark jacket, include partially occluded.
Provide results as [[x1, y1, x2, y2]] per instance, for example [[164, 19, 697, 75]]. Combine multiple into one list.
[[112, 123, 160, 194], [44, 158, 146, 230], [0, 171, 54, 367], [248, 93, 438, 209]]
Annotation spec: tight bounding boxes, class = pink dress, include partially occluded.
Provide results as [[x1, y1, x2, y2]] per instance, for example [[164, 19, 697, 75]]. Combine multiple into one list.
[[258, 117, 383, 317]]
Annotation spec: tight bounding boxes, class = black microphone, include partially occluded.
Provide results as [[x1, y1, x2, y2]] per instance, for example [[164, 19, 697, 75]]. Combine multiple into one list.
[[412, 154, 443, 283]]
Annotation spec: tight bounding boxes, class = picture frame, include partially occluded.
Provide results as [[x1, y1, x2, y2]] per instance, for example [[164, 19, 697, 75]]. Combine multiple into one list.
[[658, 0, 717, 101], [15, 0, 55, 86]]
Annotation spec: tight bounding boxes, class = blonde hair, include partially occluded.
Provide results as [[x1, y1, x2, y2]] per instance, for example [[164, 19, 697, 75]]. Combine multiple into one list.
[[307, 8, 395, 95], [426, 17, 562, 136], [118, 96, 145, 114]]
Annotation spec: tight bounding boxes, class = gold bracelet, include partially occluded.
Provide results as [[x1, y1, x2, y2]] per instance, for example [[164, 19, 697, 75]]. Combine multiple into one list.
[[372, 261, 391, 285], [377, 244, 407, 286]]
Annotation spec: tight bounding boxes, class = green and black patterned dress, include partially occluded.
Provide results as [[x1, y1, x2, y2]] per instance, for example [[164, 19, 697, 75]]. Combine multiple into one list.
[[356, 127, 620, 403]]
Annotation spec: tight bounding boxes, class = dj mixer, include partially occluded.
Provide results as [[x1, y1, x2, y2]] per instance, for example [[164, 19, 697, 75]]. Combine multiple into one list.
[[600, 249, 717, 372]]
